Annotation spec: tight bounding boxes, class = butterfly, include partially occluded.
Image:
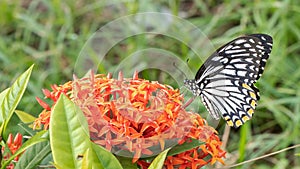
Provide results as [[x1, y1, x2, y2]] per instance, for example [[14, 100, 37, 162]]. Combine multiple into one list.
[[184, 34, 273, 128]]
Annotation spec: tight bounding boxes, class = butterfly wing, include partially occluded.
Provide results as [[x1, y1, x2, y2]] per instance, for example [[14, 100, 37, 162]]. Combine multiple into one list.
[[195, 34, 273, 127], [196, 34, 272, 84], [200, 79, 260, 127]]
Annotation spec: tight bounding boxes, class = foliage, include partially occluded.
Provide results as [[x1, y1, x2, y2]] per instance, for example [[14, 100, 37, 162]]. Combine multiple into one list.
[[1, 0, 300, 168]]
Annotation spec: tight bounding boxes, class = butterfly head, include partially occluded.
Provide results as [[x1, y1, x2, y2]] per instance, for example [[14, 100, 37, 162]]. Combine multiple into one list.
[[184, 79, 201, 96]]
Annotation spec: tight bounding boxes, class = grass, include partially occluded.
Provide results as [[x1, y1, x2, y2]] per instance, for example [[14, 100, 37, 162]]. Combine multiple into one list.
[[1, 0, 300, 168]]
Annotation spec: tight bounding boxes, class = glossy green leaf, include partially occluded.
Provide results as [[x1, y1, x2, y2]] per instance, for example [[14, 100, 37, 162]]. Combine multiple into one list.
[[15, 110, 36, 123], [0, 88, 9, 106], [81, 148, 91, 169], [90, 142, 123, 169], [116, 156, 137, 169], [17, 122, 36, 136], [15, 110, 37, 130], [52, 163, 64, 169], [49, 94, 91, 169], [167, 139, 204, 156], [1, 130, 48, 169], [148, 148, 170, 169], [39, 153, 53, 167], [0, 65, 34, 135], [14, 141, 51, 169]]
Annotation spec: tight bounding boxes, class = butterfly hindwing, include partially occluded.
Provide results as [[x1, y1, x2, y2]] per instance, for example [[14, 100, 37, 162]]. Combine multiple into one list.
[[198, 78, 260, 127], [206, 81, 259, 127], [184, 34, 273, 127]]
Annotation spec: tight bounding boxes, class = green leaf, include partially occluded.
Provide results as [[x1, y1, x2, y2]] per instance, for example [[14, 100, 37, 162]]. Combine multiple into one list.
[[0, 65, 34, 136], [148, 148, 170, 169], [49, 94, 91, 169], [40, 153, 53, 166], [49, 94, 122, 169], [90, 142, 123, 169], [116, 156, 137, 169], [0, 88, 9, 106], [17, 123, 36, 136], [167, 139, 204, 156], [1, 130, 48, 169], [81, 148, 92, 169], [14, 141, 51, 169], [15, 110, 36, 123], [15, 110, 37, 130], [52, 163, 64, 169]]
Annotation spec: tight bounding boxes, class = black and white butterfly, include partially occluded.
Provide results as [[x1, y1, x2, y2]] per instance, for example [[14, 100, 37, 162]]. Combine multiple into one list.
[[184, 34, 273, 128]]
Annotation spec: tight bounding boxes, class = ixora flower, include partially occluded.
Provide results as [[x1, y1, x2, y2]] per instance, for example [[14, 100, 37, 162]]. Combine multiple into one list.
[[34, 71, 226, 168], [1, 133, 23, 169]]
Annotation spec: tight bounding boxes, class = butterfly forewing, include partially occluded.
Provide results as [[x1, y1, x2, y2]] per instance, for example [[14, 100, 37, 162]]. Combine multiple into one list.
[[196, 34, 272, 84], [185, 34, 273, 128]]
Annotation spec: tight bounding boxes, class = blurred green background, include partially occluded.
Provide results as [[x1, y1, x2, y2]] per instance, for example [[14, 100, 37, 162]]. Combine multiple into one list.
[[1, 0, 300, 168]]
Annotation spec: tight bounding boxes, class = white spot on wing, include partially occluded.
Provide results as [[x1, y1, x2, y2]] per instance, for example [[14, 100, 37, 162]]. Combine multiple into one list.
[[256, 45, 264, 50], [237, 70, 247, 76], [235, 64, 248, 69], [224, 45, 233, 50], [242, 89, 248, 94], [244, 43, 251, 48], [220, 58, 229, 63], [225, 49, 247, 54], [245, 58, 253, 62], [249, 65, 255, 70], [235, 39, 247, 44], [249, 48, 256, 52], [231, 53, 250, 57], [226, 65, 235, 69], [230, 58, 243, 63], [232, 46, 241, 49], [221, 69, 236, 76]]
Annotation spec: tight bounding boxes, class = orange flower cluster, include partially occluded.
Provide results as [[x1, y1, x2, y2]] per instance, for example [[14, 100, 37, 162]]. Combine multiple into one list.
[[33, 71, 225, 168], [138, 113, 226, 169], [34, 81, 73, 130], [1, 133, 23, 169]]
